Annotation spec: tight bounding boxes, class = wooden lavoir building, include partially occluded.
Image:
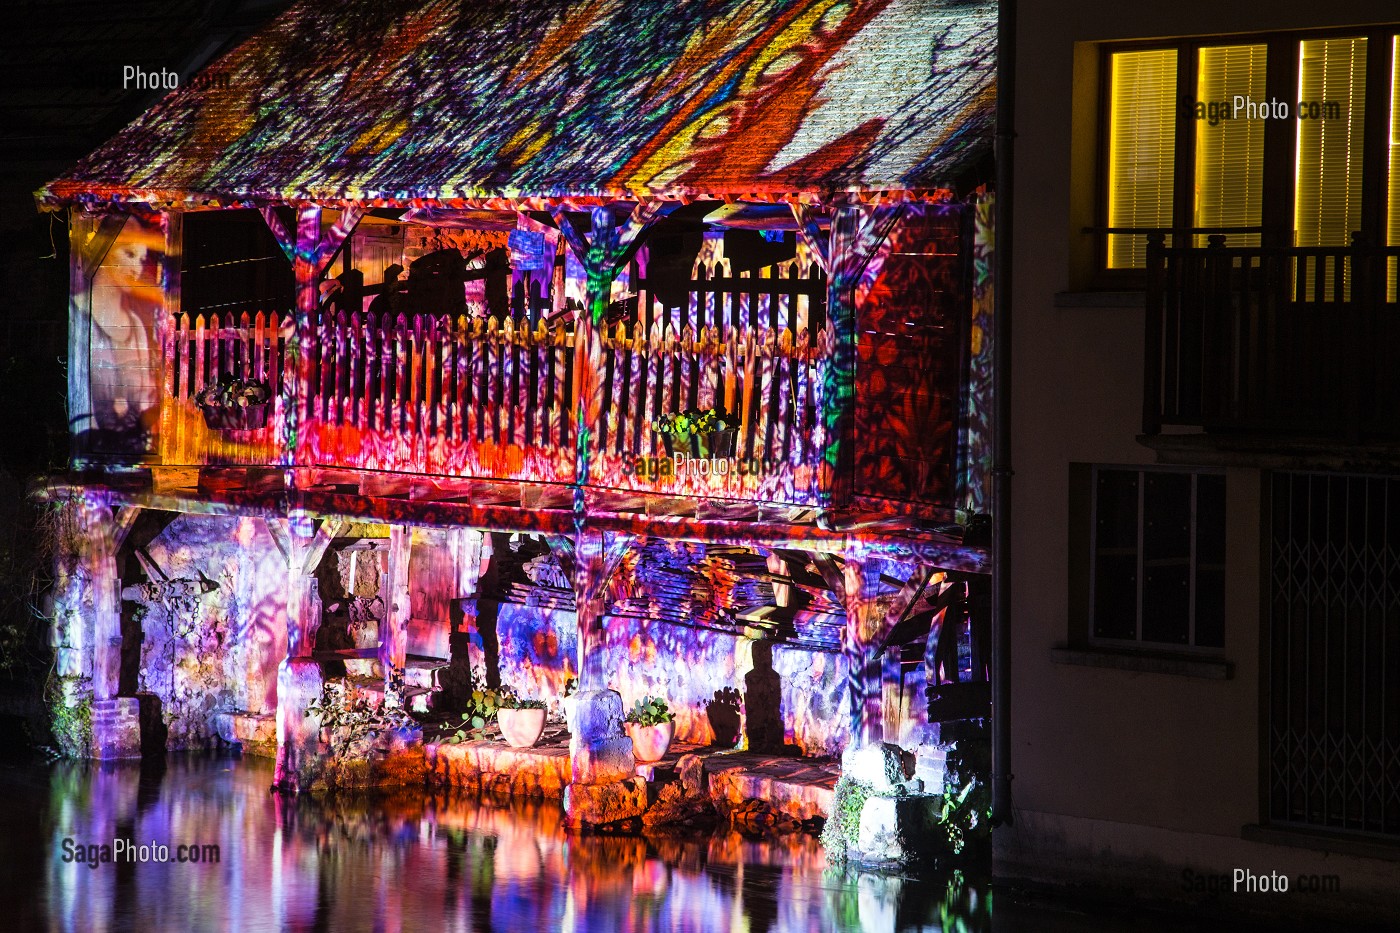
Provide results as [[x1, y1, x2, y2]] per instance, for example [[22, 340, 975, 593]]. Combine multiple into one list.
[[37, 0, 998, 819]]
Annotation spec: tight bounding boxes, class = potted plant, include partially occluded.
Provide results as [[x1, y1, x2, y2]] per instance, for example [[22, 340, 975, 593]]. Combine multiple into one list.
[[496, 686, 547, 748], [623, 695, 675, 763], [195, 374, 271, 431], [653, 407, 737, 458]]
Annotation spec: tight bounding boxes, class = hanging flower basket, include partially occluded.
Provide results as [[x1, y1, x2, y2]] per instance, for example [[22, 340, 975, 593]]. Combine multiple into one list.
[[196, 375, 272, 431], [654, 408, 738, 458], [200, 405, 268, 431]]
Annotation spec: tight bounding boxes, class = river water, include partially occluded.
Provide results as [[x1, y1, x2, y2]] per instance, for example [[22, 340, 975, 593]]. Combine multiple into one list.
[[0, 753, 990, 932]]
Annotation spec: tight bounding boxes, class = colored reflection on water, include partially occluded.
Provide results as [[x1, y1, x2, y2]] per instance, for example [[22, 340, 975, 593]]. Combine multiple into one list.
[[0, 754, 989, 933]]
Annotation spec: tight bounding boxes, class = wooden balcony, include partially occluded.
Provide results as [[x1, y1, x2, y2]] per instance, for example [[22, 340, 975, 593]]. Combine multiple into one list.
[[158, 267, 837, 507], [1144, 237, 1400, 441]]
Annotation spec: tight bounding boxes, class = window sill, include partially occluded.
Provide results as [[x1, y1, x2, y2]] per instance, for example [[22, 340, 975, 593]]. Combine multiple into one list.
[[1241, 824, 1400, 862], [1052, 290, 1145, 310], [1050, 644, 1233, 679]]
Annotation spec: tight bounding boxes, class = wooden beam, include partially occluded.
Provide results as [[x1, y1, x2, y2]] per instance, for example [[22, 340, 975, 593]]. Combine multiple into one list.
[[257, 206, 295, 263], [810, 552, 847, 602], [379, 525, 411, 684], [80, 213, 129, 280], [112, 506, 141, 550]]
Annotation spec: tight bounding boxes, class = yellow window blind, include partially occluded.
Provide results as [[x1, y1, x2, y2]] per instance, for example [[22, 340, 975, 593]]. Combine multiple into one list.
[[1294, 36, 1367, 301], [1108, 49, 1178, 269], [1194, 45, 1267, 247]]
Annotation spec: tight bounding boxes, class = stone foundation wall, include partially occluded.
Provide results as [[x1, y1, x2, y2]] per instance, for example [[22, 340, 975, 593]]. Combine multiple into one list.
[[136, 515, 288, 749]]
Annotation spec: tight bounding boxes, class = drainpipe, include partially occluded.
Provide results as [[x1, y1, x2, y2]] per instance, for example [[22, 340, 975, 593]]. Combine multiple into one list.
[[990, 0, 1016, 827]]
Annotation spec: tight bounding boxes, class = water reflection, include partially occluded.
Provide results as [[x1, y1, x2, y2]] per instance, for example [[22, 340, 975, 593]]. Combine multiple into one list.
[[0, 754, 989, 933]]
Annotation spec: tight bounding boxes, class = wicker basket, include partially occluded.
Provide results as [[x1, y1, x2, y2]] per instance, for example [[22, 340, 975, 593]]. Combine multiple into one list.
[[660, 429, 736, 458]]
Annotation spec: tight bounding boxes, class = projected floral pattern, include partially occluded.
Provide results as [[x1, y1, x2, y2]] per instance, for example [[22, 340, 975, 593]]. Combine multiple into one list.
[[41, 0, 995, 206]]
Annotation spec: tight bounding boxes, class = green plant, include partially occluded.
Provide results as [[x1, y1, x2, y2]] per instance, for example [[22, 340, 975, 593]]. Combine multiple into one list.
[[44, 672, 93, 758], [305, 679, 413, 758], [624, 695, 673, 727], [935, 777, 988, 858], [496, 685, 545, 710], [442, 687, 501, 743], [820, 776, 872, 861], [652, 406, 735, 439], [195, 374, 271, 411]]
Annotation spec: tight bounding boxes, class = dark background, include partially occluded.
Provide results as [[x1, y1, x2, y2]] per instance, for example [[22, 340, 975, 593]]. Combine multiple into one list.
[[0, 0, 293, 478]]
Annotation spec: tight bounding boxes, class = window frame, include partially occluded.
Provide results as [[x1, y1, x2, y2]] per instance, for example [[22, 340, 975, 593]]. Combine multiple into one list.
[[1086, 463, 1227, 654], [1092, 24, 1400, 286]]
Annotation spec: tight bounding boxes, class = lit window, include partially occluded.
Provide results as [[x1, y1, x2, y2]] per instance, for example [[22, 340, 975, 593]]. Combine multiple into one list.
[[1107, 49, 1177, 269], [1294, 37, 1367, 300], [1194, 45, 1266, 248]]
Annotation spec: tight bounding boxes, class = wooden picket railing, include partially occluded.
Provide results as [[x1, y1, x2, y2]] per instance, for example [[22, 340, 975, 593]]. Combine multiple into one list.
[[156, 260, 834, 504], [161, 310, 288, 466], [300, 312, 576, 482], [592, 319, 830, 502]]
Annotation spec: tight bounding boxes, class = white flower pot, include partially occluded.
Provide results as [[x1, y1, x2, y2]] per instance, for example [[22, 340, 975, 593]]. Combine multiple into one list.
[[626, 721, 674, 763], [497, 708, 546, 748]]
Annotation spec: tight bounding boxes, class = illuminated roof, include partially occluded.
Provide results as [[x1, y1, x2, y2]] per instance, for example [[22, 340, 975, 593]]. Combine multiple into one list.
[[39, 0, 995, 208]]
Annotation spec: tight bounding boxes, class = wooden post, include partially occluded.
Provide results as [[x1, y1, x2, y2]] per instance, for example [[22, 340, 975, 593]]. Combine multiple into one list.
[[841, 553, 935, 748], [71, 498, 142, 759], [553, 202, 662, 500], [380, 525, 411, 690], [84, 502, 139, 702], [557, 529, 633, 692], [269, 515, 344, 790], [157, 211, 182, 464], [842, 552, 885, 746]]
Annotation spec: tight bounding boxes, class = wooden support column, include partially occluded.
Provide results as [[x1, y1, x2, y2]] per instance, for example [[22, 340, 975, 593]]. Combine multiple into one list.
[[157, 211, 182, 464], [269, 515, 344, 790], [68, 211, 129, 464], [379, 525, 412, 690], [791, 200, 902, 516], [841, 552, 936, 748], [87, 503, 140, 701], [72, 498, 142, 760], [565, 529, 632, 691], [259, 203, 366, 469], [842, 552, 885, 747], [553, 202, 662, 497]]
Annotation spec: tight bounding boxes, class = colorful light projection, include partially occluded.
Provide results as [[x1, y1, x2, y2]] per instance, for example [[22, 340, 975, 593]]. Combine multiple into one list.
[[33, 756, 987, 932], [38, 0, 996, 208]]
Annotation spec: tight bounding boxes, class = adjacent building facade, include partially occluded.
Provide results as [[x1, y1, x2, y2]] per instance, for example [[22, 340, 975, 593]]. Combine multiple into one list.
[[1004, 0, 1400, 922]]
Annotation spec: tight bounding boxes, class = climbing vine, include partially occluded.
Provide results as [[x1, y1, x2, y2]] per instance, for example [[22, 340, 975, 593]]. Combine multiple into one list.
[[44, 672, 92, 758], [820, 776, 873, 861]]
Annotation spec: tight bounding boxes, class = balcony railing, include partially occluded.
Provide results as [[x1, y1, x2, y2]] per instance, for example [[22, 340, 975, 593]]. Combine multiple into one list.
[[157, 262, 838, 506], [1144, 235, 1400, 440]]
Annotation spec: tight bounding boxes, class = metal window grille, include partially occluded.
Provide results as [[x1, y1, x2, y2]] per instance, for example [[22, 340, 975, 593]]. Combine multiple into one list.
[[1267, 471, 1400, 838]]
